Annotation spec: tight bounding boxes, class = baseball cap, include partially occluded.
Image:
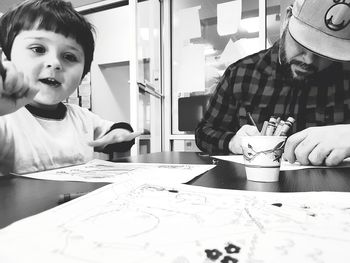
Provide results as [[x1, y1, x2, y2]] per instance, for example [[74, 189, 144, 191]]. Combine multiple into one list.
[[288, 0, 350, 61]]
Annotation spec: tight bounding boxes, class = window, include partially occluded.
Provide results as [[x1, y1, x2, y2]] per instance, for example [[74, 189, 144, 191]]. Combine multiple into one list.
[[171, 0, 264, 134]]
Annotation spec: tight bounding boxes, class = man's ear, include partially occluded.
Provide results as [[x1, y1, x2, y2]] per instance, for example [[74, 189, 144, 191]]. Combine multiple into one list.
[[285, 5, 293, 18], [281, 5, 293, 35]]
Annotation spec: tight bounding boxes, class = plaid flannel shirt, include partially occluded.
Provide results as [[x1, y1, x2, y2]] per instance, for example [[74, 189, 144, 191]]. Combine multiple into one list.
[[195, 41, 350, 154]]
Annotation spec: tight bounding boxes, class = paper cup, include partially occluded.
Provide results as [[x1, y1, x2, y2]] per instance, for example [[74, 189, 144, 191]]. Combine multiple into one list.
[[241, 136, 286, 182]]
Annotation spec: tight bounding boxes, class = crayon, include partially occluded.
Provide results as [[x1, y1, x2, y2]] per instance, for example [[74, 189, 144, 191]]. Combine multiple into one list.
[[273, 120, 285, 136], [246, 112, 258, 130], [265, 116, 277, 136], [275, 117, 281, 126], [58, 192, 89, 204], [277, 117, 295, 136], [260, 121, 268, 135]]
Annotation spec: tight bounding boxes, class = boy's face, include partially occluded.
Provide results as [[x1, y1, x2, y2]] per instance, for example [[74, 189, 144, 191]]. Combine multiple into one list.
[[10, 30, 85, 109]]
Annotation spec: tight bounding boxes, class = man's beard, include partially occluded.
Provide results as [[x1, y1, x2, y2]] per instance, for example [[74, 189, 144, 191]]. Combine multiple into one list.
[[279, 30, 317, 84]]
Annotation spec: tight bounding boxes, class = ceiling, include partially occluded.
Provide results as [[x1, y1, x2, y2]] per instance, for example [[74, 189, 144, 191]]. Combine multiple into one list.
[[0, 0, 105, 13]]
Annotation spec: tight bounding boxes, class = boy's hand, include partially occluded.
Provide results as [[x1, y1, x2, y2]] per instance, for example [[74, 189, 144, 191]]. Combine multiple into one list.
[[283, 125, 350, 166], [228, 125, 260, 154], [88, 129, 142, 149], [0, 59, 39, 116]]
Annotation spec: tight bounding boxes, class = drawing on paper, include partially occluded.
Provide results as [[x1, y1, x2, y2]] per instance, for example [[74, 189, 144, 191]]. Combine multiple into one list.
[[18, 159, 215, 184], [0, 181, 349, 263]]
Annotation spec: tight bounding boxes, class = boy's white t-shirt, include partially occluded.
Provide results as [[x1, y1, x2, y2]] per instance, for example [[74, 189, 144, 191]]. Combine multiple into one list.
[[0, 104, 113, 175]]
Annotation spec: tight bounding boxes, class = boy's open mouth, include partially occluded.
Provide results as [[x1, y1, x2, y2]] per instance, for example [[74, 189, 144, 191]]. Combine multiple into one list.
[[39, 78, 61, 87]]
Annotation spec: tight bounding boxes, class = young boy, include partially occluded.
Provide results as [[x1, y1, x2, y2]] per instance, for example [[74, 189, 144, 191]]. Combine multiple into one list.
[[0, 0, 141, 175]]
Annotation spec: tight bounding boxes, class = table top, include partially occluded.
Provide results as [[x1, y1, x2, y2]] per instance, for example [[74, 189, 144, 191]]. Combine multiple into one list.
[[1, 151, 350, 229]]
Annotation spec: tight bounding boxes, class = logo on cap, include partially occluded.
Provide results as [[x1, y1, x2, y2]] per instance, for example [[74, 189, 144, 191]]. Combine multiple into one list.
[[325, 1, 350, 31]]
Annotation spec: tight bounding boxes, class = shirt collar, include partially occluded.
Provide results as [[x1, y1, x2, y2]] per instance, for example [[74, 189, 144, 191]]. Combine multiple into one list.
[[25, 102, 67, 120], [259, 41, 280, 76]]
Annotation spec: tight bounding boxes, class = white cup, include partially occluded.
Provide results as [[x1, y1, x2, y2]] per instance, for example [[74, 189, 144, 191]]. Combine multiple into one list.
[[241, 136, 286, 182]]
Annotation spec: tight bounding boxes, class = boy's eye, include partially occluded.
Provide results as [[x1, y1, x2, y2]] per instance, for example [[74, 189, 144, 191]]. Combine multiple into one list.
[[64, 53, 78, 62], [30, 46, 45, 54]]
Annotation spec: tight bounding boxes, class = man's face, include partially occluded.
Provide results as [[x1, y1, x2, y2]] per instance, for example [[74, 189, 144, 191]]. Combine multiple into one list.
[[279, 26, 333, 81]]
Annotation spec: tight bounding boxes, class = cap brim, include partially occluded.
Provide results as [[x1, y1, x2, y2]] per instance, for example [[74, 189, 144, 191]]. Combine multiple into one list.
[[288, 16, 350, 62]]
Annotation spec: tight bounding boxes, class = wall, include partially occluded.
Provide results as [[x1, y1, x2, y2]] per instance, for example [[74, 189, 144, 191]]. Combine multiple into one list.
[[85, 6, 131, 123]]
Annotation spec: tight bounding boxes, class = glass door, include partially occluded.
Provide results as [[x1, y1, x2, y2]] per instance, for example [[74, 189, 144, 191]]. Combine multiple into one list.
[[137, 0, 162, 153]]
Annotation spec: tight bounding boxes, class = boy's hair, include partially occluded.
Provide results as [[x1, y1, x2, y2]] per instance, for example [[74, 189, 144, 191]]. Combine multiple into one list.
[[0, 0, 95, 78]]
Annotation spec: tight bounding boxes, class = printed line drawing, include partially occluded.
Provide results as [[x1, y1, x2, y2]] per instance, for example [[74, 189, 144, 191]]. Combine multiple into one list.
[[0, 181, 349, 262]]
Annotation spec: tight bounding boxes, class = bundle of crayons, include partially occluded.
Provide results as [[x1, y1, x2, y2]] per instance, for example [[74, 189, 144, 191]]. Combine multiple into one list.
[[247, 113, 295, 136]]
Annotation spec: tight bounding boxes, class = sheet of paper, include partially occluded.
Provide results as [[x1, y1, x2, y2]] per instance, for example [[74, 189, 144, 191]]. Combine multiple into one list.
[[217, 0, 241, 36], [176, 6, 201, 41], [219, 38, 261, 67], [178, 44, 205, 93], [17, 159, 215, 184], [213, 155, 350, 170], [0, 180, 349, 262]]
